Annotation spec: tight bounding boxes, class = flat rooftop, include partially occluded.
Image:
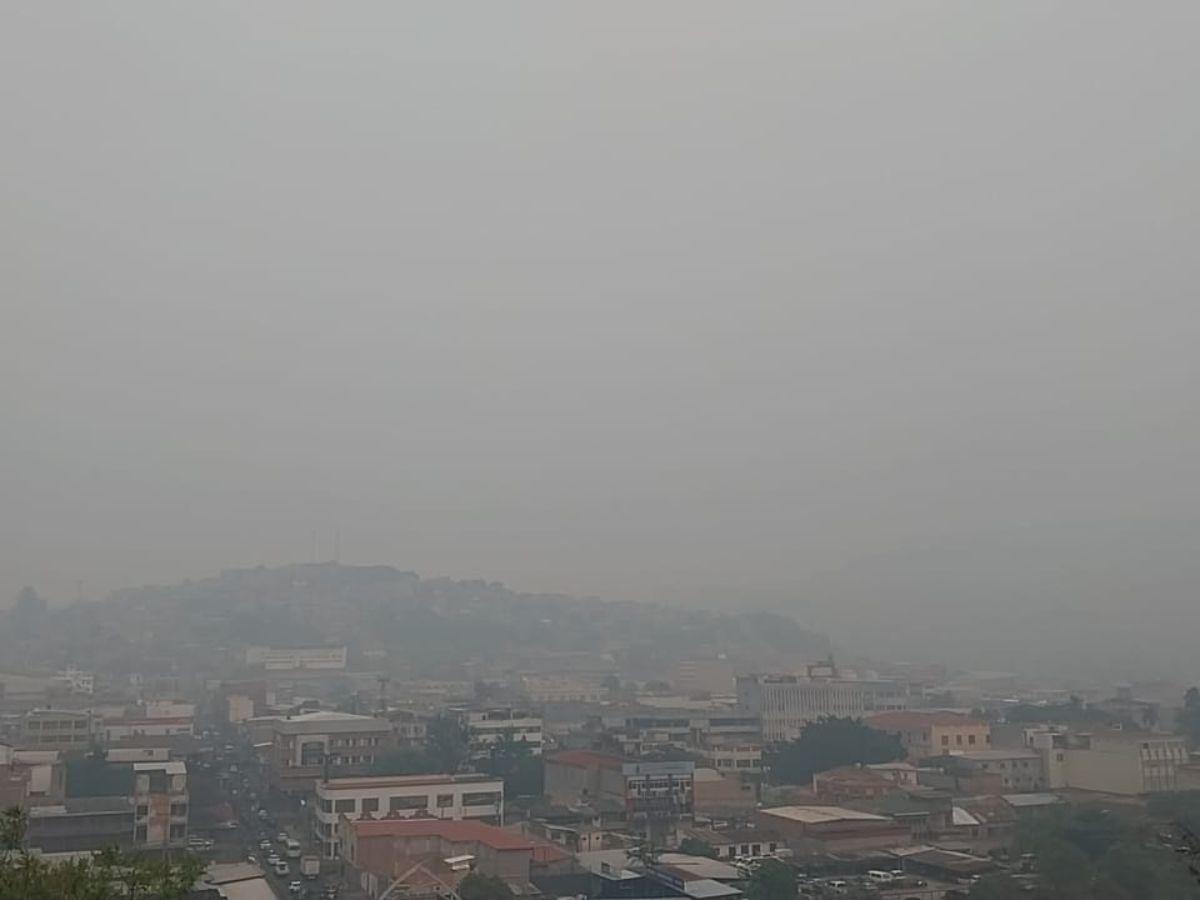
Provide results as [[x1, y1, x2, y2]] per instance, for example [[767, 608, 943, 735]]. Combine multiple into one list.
[[759, 806, 889, 824], [318, 772, 500, 791], [272, 711, 391, 734]]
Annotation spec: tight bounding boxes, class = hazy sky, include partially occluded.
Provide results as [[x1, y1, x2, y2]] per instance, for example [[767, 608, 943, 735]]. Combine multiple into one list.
[[5, 4, 1199, 675]]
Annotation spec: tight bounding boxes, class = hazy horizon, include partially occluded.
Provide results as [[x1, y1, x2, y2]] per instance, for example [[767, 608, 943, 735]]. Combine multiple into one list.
[[6, 4, 1199, 680]]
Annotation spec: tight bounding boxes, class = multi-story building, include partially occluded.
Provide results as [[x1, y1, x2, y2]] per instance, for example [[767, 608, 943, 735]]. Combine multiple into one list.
[[544, 750, 627, 808], [623, 760, 695, 824], [102, 715, 194, 744], [25, 759, 189, 853], [0, 743, 65, 809], [1025, 727, 1188, 795], [953, 749, 1045, 792], [269, 711, 394, 795], [737, 663, 909, 745], [544, 751, 694, 835], [340, 818, 535, 899], [598, 710, 760, 757], [521, 676, 604, 705], [737, 675, 869, 743], [132, 760, 188, 848], [313, 773, 505, 858], [865, 711, 991, 759], [674, 660, 736, 696], [20, 709, 96, 750], [702, 744, 763, 775], [457, 707, 544, 758], [245, 645, 348, 671]]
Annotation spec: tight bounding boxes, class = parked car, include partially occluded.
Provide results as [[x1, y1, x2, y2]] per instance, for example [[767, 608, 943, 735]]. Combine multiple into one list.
[[274, 861, 290, 876]]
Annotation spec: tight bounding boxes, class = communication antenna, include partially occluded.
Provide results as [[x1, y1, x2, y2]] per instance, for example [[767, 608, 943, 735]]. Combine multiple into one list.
[[377, 674, 390, 715]]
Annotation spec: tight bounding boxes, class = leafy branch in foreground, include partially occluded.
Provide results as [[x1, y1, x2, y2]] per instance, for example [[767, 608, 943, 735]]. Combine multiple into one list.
[[0, 806, 205, 900]]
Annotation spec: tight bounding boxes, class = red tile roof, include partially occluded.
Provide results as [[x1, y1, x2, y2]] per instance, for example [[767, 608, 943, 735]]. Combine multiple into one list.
[[547, 750, 625, 770], [348, 818, 534, 851], [865, 712, 987, 729]]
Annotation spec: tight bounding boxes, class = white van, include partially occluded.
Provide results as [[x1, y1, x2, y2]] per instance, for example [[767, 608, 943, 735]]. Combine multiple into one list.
[[285, 838, 302, 859], [867, 870, 895, 882]]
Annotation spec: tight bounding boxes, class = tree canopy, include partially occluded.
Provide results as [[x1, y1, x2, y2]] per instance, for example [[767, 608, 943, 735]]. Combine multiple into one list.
[[1, 807, 204, 900], [744, 859, 795, 900], [1179, 688, 1200, 747], [459, 872, 515, 900], [678, 837, 717, 858], [766, 716, 904, 784], [966, 804, 1200, 899]]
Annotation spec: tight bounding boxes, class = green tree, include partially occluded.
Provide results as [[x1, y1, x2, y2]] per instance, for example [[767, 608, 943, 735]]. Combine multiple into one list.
[[967, 873, 1026, 899], [678, 837, 716, 858], [766, 716, 904, 785], [744, 859, 795, 900], [459, 872, 515, 900], [1179, 688, 1200, 747], [426, 713, 470, 772], [482, 732, 543, 801], [369, 746, 443, 776], [1, 806, 204, 900]]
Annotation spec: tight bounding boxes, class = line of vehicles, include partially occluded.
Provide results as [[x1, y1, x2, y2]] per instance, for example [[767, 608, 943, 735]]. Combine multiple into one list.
[[251, 831, 327, 897]]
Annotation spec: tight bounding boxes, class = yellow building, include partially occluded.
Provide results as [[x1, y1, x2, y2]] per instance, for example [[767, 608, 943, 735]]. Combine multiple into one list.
[[865, 711, 991, 759]]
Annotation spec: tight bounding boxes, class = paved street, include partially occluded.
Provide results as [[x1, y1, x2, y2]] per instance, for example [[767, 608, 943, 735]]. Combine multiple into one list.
[[191, 737, 342, 900]]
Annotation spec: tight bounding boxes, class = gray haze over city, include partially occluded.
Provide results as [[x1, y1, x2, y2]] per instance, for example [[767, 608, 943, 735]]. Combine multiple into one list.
[[5, 3, 1199, 681]]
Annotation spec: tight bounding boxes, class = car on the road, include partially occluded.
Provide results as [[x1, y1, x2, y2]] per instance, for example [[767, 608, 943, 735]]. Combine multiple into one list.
[[274, 860, 290, 876], [267, 854, 281, 867], [276, 832, 289, 843], [288, 881, 302, 895], [259, 840, 272, 851]]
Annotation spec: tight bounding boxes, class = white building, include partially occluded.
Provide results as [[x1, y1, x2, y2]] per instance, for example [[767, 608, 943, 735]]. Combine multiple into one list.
[[245, 645, 348, 671], [703, 744, 763, 775], [102, 715, 194, 743], [458, 707, 543, 758], [1025, 726, 1188, 795], [53, 668, 95, 695], [313, 773, 504, 858], [737, 674, 867, 743], [521, 676, 603, 704]]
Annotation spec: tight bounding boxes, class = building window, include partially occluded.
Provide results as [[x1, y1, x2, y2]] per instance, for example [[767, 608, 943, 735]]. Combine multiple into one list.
[[334, 799, 355, 813], [462, 792, 501, 807], [941, 736, 949, 747], [170, 824, 186, 840], [968, 734, 976, 745], [362, 798, 379, 813], [135, 825, 148, 842], [136, 805, 149, 819], [170, 803, 187, 818], [956, 734, 963, 745], [436, 794, 454, 808]]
